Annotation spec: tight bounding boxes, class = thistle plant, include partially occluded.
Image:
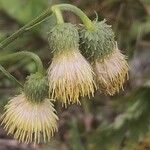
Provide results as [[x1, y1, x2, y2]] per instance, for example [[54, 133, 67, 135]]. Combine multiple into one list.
[[0, 3, 129, 143]]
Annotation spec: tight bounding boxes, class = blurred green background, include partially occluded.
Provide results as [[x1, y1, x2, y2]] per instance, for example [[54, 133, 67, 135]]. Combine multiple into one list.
[[0, 0, 150, 150]]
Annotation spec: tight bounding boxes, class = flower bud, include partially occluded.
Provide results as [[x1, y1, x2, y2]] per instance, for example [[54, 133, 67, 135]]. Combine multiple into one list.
[[48, 23, 79, 55], [80, 20, 116, 60], [24, 73, 48, 103], [48, 23, 95, 106]]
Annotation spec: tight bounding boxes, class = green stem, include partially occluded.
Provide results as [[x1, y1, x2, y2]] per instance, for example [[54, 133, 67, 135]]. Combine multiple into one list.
[[0, 65, 23, 87], [52, 6, 64, 24], [54, 4, 94, 30], [0, 51, 44, 74], [0, 4, 93, 49], [0, 7, 52, 50]]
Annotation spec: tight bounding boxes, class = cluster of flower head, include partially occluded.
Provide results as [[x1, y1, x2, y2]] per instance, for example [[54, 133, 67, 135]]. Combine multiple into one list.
[[48, 21, 128, 102], [1, 19, 129, 144]]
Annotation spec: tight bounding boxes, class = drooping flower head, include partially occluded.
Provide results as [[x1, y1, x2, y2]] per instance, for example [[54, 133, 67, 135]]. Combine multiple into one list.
[[48, 23, 95, 106], [80, 20, 129, 95], [93, 44, 129, 95], [1, 73, 58, 143]]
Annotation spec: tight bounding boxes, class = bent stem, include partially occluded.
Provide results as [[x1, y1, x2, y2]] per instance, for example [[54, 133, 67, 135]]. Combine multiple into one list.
[[0, 65, 23, 87], [53, 4, 94, 30], [0, 51, 44, 75], [0, 4, 94, 49], [52, 6, 64, 24]]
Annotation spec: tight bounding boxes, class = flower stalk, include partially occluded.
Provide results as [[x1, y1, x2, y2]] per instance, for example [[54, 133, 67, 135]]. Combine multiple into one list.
[[0, 51, 44, 75], [52, 6, 64, 24], [0, 4, 93, 50], [53, 4, 94, 30]]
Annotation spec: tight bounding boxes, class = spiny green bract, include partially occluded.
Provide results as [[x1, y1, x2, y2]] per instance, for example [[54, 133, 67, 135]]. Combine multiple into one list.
[[80, 19, 116, 61], [24, 73, 49, 103], [48, 23, 79, 54]]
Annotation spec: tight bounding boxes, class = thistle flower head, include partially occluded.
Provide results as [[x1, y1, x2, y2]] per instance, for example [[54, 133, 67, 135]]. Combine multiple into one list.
[[48, 23, 95, 106], [80, 20, 129, 95], [93, 45, 129, 95], [48, 50, 95, 106], [1, 73, 58, 143]]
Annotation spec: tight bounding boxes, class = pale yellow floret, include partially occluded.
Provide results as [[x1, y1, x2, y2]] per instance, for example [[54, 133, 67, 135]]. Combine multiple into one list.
[[1, 94, 58, 143], [94, 49, 129, 95], [48, 50, 96, 106]]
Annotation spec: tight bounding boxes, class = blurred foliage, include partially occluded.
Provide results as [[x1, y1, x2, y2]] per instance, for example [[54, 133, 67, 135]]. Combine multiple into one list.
[[89, 84, 150, 150], [0, 0, 150, 150]]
